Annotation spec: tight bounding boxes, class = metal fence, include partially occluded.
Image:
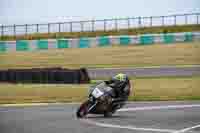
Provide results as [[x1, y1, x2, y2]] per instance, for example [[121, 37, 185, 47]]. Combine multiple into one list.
[[0, 13, 200, 37]]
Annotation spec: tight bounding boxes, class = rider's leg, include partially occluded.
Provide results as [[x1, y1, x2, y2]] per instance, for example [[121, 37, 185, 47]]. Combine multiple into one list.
[[111, 100, 126, 113]]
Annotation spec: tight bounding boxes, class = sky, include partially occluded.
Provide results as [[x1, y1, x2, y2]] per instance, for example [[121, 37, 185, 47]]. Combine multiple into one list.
[[0, 0, 200, 25]]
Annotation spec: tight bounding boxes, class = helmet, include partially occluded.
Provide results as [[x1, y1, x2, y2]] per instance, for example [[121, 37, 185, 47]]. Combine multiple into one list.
[[112, 73, 128, 82]]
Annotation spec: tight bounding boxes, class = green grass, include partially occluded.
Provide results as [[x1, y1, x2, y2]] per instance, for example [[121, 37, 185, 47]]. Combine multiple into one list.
[[0, 42, 200, 69], [0, 76, 199, 104], [0, 84, 89, 104], [130, 76, 200, 101], [1, 24, 200, 41]]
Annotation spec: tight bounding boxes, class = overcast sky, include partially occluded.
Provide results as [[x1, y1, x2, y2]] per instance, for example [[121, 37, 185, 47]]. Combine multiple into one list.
[[0, 0, 200, 25]]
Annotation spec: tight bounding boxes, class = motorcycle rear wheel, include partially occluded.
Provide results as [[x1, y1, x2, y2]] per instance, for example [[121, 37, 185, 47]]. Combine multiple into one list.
[[104, 111, 112, 117]]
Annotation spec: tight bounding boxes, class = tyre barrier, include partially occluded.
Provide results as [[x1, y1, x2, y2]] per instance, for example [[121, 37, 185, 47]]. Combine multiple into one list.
[[0, 68, 90, 84]]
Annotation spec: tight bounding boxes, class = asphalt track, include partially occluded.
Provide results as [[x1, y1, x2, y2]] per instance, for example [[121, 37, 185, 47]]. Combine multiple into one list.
[[0, 101, 200, 133], [88, 66, 200, 78]]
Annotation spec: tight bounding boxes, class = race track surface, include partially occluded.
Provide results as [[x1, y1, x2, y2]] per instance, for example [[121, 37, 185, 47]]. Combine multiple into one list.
[[88, 66, 200, 78], [0, 101, 200, 133]]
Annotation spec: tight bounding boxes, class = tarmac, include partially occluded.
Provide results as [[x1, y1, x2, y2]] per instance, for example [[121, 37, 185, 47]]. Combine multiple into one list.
[[88, 66, 200, 78], [0, 101, 200, 133]]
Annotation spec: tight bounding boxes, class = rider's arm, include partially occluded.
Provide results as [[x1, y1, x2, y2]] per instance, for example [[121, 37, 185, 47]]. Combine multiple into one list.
[[104, 80, 115, 85], [115, 83, 130, 101]]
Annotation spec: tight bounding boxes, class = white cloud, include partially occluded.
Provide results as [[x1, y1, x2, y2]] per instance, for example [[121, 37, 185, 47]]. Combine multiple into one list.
[[0, 0, 200, 25]]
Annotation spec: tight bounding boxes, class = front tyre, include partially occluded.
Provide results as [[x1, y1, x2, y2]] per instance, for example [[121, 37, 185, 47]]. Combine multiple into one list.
[[76, 100, 90, 118], [104, 111, 112, 117]]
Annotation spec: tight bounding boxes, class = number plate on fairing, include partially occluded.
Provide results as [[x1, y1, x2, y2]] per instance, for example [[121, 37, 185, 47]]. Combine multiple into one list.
[[92, 88, 104, 98]]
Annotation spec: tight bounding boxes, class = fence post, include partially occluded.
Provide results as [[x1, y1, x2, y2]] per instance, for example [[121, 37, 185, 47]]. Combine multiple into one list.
[[138, 17, 141, 27], [1, 25, 3, 39], [174, 15, 176, 26], [185, 14, 188, 25], [81, 21, 84, 32], [36, 24, 39, 33], [127, 18, 130, 29], [14, 24, 16, 38], [104, 19, 107, 32], [162, 16, 165, 26], [197, 14, 199, 24], [150, 16, 153, 26], [70, 22, 72, 32], [58, 23, 61, 33], [115, 19, 118, 31], [48, 23, 50, 33], [92, 20, 95, 32], [25, 24, 28, 35]]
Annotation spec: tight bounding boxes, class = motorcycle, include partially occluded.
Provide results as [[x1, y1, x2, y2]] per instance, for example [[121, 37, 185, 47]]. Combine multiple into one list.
[[76, 81, 125, 118]]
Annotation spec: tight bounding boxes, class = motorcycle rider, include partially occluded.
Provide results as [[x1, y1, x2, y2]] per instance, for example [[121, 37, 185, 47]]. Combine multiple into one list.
[[104, 73, 131, 112], [76, 73, 132, 118]]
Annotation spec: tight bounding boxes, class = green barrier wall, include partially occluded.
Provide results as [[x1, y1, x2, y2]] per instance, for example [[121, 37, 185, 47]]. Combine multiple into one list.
[[0, 32, 198, 52], [120, 36, 131, 45], [57, 39, 69, 49], [37, 40, 48, 50], [0, 42, 6, 52], [163, 34, 175, 44], [16, 40, 29, 51], [184, 33, 193, 42], [140, 35, 154, 45], [79, 38, 90, 48], [98, 36, 110, 47]]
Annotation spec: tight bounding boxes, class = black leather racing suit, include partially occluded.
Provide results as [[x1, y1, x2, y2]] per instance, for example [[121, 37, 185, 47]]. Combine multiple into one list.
[[104, 78, 131, 109]]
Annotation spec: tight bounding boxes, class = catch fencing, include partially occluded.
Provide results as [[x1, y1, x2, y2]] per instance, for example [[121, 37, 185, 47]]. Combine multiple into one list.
[[0, 13, 200, 37]]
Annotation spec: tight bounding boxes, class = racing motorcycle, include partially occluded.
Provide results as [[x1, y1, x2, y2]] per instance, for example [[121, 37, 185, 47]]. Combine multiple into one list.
[[76, 81, 127, 118]]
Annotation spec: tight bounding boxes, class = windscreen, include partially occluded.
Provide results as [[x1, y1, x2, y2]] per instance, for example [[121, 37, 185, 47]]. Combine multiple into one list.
[[89, 82, 113, 95]]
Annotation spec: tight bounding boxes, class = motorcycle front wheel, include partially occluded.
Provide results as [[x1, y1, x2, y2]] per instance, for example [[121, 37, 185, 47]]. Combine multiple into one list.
[[76, 100, 90, 118]]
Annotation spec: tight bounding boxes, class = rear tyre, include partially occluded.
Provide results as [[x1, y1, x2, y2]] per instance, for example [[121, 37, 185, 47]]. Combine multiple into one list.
[[76, 100, 90, 118], [104, 111, 112, 117]]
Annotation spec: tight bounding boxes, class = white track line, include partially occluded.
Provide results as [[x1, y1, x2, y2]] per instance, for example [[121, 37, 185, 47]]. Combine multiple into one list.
[[81, 104, 200, 133], [83, 119, 176, 133], [118, 104, 200, 112], [173, 124, 200, 133]]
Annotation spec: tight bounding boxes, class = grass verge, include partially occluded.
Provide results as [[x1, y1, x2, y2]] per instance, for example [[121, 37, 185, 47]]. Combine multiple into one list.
[[0, 42, 200, 69], [0, 76, 199, 104]]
